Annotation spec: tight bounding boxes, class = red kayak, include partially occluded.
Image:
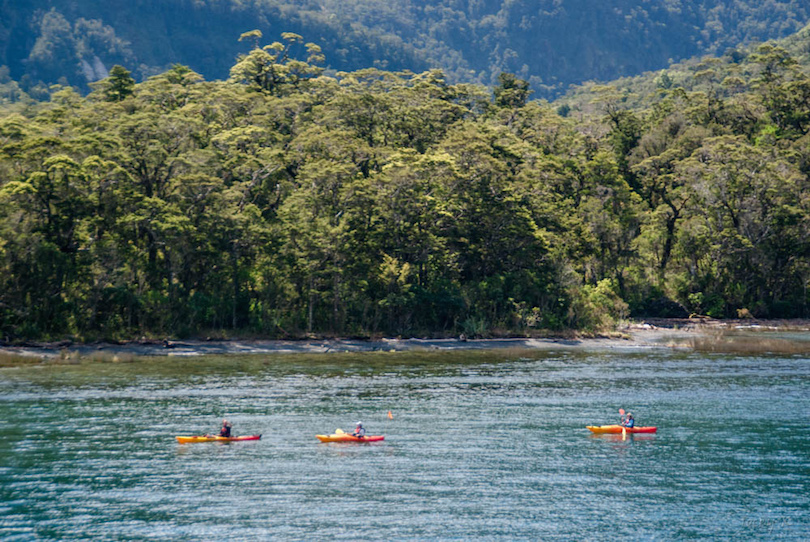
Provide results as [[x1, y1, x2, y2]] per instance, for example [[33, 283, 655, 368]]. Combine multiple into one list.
[[316, 433, 385, 443], [586, 425, 657, 434], [176, 434, 262, 444]]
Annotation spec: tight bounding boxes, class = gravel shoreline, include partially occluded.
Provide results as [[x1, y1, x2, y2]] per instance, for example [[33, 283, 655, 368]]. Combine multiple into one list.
[[3, 319, 809, 361]]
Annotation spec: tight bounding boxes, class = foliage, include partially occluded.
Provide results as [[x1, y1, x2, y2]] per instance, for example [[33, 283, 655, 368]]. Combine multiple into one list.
[[2, 27, 810, 341]]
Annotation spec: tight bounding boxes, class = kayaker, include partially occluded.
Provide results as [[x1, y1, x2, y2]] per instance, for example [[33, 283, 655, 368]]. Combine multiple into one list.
[[351, 422, 366, 438], [220, 419, 233, 437], [621, 413, 634, 428]]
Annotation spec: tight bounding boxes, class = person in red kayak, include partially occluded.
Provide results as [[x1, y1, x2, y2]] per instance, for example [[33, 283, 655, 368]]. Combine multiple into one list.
[[621, 413, 634, 428], [351, 422, 366, 438]]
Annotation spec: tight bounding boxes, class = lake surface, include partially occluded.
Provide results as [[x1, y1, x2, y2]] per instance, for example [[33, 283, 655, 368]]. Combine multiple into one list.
[[1, 348, 808, 540]]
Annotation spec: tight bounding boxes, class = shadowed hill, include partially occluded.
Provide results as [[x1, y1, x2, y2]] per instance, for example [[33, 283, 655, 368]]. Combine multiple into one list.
[[2, 1, 810, 98]]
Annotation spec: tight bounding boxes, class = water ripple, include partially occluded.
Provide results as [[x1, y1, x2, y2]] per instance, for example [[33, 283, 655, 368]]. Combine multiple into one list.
[[0, 350, 808, 540]]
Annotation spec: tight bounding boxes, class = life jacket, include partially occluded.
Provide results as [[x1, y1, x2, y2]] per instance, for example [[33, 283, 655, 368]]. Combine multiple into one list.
[[220, 424, 232, 437]]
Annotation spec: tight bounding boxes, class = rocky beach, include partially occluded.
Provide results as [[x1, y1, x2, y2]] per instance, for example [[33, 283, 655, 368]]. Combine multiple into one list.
[[3, 319, 810, 364]]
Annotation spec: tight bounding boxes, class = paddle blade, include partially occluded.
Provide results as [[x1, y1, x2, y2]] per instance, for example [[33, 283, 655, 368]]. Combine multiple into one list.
[[387, 410, 393, 420], [619, 408, 625, 415], [335, 428, 344, 434]]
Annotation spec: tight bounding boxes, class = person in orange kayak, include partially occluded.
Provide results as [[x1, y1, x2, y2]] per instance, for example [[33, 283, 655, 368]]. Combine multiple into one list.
[[219, 419, 233, 437], [351, 421, 366, 438], [621, 413, 634, 428]]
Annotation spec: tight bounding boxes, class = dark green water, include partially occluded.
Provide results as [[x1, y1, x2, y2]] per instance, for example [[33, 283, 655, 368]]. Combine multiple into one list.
[[1, 349, 808, 540]]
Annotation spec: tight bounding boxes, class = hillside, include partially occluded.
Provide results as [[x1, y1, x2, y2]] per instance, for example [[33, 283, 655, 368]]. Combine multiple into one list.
[[558, 22, 810, 113], [2, 22, 810, 340], [2, 1, 810, 98]]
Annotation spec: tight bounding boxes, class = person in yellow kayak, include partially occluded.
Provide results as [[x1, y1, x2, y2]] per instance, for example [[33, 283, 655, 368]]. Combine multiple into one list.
[[351, 421, 366, 438], [203, 419, 232, 438], [621, 413, 634, 428]]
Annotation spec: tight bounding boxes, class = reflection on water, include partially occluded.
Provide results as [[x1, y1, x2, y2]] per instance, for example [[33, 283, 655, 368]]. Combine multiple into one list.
[[664, 327, 810, 355], [0, 349, 808, 540], [587, 433, 657, 442]]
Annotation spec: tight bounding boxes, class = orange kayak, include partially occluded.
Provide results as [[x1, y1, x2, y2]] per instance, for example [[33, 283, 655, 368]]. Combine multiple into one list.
[[175, 434, 262, 444], [316, 433, 385, 443], [586, 425, 657, 434]]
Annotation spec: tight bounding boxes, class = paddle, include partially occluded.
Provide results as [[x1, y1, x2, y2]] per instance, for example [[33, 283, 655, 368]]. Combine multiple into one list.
[[619, 408, 626, 439]]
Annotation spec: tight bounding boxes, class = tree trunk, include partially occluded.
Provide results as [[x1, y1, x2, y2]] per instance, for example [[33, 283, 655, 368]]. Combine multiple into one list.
[[308, 276, 315, 333], [333, 272, 340, 332], [231, 247, 239, 329]]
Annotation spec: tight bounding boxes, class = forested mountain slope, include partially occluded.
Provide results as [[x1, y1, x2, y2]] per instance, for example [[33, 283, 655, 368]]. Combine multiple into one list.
[[2, 25, 810, 341], [559, 21, 810, 114], [2, 0, 810, 98]]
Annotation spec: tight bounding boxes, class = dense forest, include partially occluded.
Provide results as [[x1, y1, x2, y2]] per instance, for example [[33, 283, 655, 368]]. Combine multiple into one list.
[[2, 26, 810, 341], [3, 1, 810, 98]]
